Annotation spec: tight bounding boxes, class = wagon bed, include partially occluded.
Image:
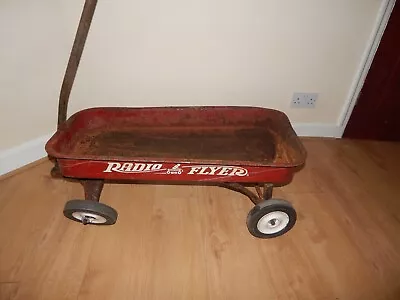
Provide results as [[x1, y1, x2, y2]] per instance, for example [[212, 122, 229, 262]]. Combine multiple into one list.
[[46, 106, 306, 168]]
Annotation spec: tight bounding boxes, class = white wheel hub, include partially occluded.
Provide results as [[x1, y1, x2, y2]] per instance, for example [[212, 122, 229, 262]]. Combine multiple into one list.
[[72, 211, 107, 224], [257, 211, 290, 235]]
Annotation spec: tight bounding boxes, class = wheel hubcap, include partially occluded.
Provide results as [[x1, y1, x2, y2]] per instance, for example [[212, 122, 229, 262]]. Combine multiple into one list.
[[72, 212, 107, 224], [257, 211, 290, 234]]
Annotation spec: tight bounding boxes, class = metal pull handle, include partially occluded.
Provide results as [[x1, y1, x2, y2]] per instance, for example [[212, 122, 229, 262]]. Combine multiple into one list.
[[58, 0, 98, 128]]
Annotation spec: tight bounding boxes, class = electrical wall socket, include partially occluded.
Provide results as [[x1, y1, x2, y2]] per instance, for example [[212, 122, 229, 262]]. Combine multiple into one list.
[[291, 93, 318, 108]]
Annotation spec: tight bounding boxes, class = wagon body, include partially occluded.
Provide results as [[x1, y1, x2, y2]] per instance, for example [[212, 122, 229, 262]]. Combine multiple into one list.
[[46, 106, 306, 184]]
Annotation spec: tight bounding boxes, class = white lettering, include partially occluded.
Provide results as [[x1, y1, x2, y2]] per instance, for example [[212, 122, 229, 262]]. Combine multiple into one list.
[[121, 163, 133, 172], [231, 168, 248, 177], [104, 162, 121, 173], [104, 162, 164, 173], [132, 163, 146, 172], [228, 167, 248, 177], [198, 167, 209, 175], [208, 166, 221, 175], [152, 164, 163, 171], [104, 162, 248, 176], [188, 167, 201, 175], [218, 167, 232, 176], [184, 165, 248, 177], [144, 164, 153, 172]]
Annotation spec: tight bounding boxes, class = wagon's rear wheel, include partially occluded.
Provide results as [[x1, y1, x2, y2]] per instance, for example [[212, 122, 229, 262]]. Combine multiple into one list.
[[63, 200, 118, 225], [247, 199, 296, 238]]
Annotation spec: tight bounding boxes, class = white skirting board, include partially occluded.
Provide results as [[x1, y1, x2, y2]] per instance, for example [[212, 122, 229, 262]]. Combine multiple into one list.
[[0, 134, 52, 176], [0, 124, 342, 176], [294, 123, 343, 139]]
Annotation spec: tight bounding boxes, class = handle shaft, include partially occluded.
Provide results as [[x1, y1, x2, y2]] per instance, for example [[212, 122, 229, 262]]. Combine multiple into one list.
[[58, 0, 98, 128]]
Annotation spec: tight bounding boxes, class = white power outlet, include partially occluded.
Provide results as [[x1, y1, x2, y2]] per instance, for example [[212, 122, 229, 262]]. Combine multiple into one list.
[[291, 93, 318, 108]]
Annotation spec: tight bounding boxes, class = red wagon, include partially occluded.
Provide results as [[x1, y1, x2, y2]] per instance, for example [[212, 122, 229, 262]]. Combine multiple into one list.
[[45, 0, 307, 238]]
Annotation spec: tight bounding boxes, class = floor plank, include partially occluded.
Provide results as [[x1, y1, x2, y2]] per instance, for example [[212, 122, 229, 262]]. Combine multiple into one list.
[[0, 138, 399, 300]]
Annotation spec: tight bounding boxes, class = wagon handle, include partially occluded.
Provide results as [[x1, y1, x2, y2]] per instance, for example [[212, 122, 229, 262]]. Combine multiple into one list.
[[58, 0, 98, 128]]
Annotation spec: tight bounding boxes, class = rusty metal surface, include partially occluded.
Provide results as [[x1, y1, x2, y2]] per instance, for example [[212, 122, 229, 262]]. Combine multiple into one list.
[[220, 183, 261, 205], [72, 127, 276, 164], [83, 180, 104, 201], [220, 183, 273, 205], [50, 163, 62, 178], [46, 107, 307, 168], [255, 185, 263, 198], [262, 183, 273, 200], [58, 0, 98, 128]]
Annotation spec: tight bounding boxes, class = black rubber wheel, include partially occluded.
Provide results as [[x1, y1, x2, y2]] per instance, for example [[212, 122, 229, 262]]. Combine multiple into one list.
[[63, 200, 118, 225], [246, 199, 297, 238]]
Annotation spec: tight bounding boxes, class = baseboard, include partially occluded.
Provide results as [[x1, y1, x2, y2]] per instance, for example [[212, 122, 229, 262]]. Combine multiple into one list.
[[293, 123, 342, 138], [0, 123, 341, 176], [0, 134, 52, 176]]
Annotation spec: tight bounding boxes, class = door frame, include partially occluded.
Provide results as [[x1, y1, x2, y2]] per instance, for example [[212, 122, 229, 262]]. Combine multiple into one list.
[[338, 0, 396, 137]]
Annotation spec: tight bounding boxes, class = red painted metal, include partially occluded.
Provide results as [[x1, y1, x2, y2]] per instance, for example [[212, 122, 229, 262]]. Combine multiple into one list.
[[58, 159, 295, 184], [46, 106, 306, 185]]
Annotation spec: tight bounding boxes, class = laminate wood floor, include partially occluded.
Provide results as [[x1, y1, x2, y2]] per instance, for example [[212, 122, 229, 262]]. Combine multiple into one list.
[[0, 138, 400, 300]]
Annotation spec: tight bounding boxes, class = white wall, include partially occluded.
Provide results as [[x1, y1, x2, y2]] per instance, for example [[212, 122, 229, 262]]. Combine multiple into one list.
[[0, 0, 384, 151]]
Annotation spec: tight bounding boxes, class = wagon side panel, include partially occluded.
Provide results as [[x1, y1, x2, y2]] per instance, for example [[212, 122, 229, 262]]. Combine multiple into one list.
[[58, 159, 295, 184]]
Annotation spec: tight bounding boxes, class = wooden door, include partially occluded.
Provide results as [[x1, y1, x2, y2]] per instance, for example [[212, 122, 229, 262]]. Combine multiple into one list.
[[343, 2, 400, 141]]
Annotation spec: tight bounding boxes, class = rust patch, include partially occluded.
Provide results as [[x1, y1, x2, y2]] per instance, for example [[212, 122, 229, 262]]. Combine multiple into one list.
[[70, 126, 276, 164]]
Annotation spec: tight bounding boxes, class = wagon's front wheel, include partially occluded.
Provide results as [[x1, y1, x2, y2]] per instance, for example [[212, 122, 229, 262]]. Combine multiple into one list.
[[247, 199, 296, 238], [63, 200, 118, 225]]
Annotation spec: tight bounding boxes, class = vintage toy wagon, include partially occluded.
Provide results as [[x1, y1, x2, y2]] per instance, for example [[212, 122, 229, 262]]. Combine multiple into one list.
[[45, 0, 306, 238]]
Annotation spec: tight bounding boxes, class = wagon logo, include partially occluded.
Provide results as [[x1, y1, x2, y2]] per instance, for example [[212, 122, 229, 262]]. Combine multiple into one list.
[[104, 162, 163, 173], [166, 164, 183, 175], [103, 162, 249, 177], [186, 165, 248, 177]]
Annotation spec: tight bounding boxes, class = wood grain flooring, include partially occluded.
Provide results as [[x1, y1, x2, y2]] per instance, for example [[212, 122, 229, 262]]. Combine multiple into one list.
[[0, 138, 400, 300]]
